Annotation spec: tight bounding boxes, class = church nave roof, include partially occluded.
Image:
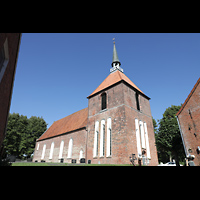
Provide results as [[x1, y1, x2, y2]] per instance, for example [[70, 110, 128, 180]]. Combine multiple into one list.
[[37, 107, 88, 141]]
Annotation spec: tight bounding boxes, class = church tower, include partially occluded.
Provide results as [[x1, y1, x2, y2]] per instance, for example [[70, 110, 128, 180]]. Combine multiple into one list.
[[86, 40, 158, 165]]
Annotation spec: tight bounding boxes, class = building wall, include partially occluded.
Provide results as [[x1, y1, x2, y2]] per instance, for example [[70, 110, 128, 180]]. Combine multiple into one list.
[[87, 81, 158, 165], [87, 82, 126, 164], [32, 128, 87, 163], [32, 77, 158, 165], [124, 83, 158, 165], [0, 33, 21, 149], [125, 106, 158, 166], [177, 83, 200, 166]]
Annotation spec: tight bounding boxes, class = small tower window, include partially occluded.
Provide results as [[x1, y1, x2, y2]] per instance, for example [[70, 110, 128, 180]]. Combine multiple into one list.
[[135, 93, 140, 111], [101, 93, 107, 110], [189, 109, 193, 119]]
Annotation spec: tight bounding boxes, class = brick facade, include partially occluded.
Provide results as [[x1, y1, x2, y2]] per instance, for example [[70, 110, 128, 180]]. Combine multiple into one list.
[[87, 80, 158, 165], [33, 128, 87, 163], [176, 78, 200, 166], [32, 72, 158, 165], [0, 33, 21, 151]]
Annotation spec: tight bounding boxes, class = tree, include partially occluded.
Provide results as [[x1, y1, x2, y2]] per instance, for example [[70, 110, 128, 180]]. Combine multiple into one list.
[[152, 117, 158, 134], [2, 113, 47, 159], [26, 116, 47, 158], [155, 105, 185, 166], [2, 113, 28, 158]]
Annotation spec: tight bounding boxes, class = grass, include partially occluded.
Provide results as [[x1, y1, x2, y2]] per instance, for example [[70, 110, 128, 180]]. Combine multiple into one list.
[[12, 162, 49, 166], [11, 162, 133, 166]]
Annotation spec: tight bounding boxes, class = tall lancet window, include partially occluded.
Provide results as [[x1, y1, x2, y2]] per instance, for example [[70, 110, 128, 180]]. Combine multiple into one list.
[[144, 122, 151, 159], [59, 140, 64, 159], [41, 144, 46, 160], [135, 119, 142, 158], [93, 121, 99, 157], [101, 93, 107, 110], [79, 149, 83, 161], [107, 117, 112, 157], [67, 138, 73, 158], [49, 142, 54, 159], [139, 121, 146, 149], [100, 119, 105, 157]]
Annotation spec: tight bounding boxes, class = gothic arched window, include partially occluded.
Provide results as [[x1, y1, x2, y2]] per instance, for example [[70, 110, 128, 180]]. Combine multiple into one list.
[[67, 138, 73, 158], [59, 140, 64, 159], [101, 93, 107, 110]]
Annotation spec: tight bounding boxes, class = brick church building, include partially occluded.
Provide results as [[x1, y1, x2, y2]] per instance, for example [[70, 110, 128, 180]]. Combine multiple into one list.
[[33, 41, 158, 165]]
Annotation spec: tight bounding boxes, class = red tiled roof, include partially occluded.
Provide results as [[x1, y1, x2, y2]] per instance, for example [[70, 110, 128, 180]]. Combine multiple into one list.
[[88, 70, 148, 98], [37, 108, 88, 141], [176, 78, 200, 116]]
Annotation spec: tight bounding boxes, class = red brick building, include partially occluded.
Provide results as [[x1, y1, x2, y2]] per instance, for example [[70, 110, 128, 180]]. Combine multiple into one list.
[[0, 33, 21, 154], [176, 78, 200, 166], [33, 42, 158, 165]]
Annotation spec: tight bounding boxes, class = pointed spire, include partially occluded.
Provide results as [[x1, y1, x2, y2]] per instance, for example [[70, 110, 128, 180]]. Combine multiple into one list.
[[110, 39, 123, 73], [112, 38, 121, 67]]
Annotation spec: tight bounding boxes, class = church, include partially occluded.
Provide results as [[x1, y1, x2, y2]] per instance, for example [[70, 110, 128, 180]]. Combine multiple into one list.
[[33, 41, 158, 166]]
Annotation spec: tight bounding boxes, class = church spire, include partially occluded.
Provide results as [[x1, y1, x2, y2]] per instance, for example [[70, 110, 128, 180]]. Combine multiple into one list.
[[110, 38, 123, 73]]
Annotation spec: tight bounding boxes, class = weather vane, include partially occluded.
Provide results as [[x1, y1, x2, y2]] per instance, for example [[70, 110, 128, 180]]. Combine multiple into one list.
[[113, 38, 115, 44]]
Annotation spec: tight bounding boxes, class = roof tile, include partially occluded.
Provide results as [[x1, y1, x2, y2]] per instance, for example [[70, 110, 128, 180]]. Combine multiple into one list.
[[38, 108, 88, 141], [88, 70, 145, 98]]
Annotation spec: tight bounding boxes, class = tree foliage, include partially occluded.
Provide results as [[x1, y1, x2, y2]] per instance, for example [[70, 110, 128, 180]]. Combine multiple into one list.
[[152, 117, 158, 134], [155, 105, 185, 165], [2, 113, 47, 159]]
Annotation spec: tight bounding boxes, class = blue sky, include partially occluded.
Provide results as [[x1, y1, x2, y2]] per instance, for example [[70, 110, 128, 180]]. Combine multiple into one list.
[[10, 33, 200, 128]]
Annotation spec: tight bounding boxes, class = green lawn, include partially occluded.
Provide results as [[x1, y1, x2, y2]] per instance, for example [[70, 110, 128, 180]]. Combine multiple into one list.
[[12, 162, 49, 166], [12, 162, 132, 166]]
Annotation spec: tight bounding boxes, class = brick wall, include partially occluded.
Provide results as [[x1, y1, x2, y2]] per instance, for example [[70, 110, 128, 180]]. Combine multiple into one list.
[[0, 33, 21, 149], [32, 128, 87, 163], [32, 74, 158, 165], [177, 81, 200, 166], [87, 81, 158, 165]]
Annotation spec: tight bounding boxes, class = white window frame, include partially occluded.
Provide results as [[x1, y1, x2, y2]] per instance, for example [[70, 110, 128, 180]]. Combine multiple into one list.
[[41, 144, 46, 160], [67, 138, 73, 158], [49, 142, 54, 160], [139, 121, 146, 149], [0, 38, 9, 84], [135, 119, 142, 158], [59, 140, 64, 159], [106, 117, 112, 157], [79, 149, 83, 161], [93, 121, 99, 158], [100, 119, 105, 157], [144, 122, 151, 159], [37, 143, 39, 151]]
